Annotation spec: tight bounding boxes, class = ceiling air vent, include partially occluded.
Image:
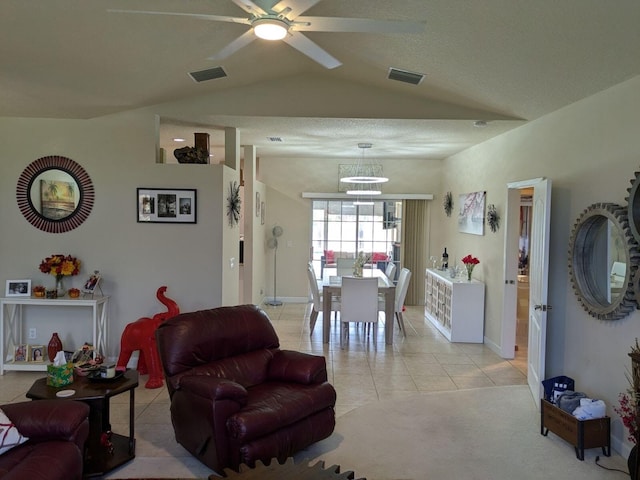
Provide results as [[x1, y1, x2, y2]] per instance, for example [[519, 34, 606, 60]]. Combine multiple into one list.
[[267, 137, 283, 142], [387, 67, 425, 85], [189, 66, 227, 83]]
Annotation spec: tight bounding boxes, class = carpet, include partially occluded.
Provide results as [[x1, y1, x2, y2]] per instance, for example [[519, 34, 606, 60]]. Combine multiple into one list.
[[296, 385, 627, 480]]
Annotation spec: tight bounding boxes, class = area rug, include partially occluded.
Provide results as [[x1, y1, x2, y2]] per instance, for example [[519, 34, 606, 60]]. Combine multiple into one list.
[[296, 385, 627, 480]]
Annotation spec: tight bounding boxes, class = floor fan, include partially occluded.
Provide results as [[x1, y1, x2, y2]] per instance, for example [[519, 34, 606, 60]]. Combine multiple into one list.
[[266, 225, 284, 306]]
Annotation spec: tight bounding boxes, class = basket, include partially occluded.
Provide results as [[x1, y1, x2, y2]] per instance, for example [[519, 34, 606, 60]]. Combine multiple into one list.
[[542, 375, 575, 403]]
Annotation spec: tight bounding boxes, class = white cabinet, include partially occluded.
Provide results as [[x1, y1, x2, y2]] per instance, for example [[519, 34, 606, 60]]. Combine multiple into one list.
[[0, 296, 109, 374], [424, 268, 484, 343]]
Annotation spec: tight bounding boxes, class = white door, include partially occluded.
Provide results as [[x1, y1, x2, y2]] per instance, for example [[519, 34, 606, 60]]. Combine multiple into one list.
[[527, 179, 552, 400]]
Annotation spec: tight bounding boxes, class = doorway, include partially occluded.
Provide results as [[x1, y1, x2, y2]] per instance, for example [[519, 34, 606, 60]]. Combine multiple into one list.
[[512, 188, 533, 375]]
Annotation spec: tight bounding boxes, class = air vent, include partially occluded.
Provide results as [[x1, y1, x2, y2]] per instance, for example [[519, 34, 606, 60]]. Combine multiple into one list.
[[267, 137, 283, 142], [387, 67, 425, 85], [189, 66, 227, 83]]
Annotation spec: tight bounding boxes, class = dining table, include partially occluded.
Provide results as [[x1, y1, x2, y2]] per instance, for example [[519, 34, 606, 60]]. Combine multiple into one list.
[[322, 268, 396, 345]]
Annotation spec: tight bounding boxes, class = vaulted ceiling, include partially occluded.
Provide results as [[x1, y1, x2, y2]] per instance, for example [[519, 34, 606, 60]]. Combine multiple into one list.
[[2, 0, 639, 161]]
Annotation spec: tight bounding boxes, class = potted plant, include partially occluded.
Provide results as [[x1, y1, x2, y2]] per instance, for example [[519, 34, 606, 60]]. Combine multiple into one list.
[[614, 339, 640, 479]]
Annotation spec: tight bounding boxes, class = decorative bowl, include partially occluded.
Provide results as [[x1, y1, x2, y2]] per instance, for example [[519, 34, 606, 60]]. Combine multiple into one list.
[[68, 288, 80, 298]]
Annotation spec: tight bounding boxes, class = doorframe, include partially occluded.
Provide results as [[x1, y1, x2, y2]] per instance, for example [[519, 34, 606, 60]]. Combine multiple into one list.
[[501, 178, 545, 358]]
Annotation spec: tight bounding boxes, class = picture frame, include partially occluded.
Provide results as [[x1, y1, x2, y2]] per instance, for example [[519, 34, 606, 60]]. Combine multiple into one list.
[[29, 345, 45, 362], [5, 279, 31, 297], [14, 344, 27, 362], [137, 188, 197, 224], [82, 272, 101, 294], [458, 191, 486, 236]]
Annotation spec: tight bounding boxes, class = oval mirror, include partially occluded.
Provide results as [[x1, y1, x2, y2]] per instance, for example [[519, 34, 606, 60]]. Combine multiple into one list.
[[568, 202, 638, 320], [16, 155, 94, 233]]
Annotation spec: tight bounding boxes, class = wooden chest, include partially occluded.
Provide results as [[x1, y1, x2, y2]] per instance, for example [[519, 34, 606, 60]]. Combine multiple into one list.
[[540, 398, 610, 460]]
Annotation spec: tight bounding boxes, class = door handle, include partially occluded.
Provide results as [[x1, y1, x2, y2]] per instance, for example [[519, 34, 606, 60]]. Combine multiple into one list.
[[534, 304, 552, 311]]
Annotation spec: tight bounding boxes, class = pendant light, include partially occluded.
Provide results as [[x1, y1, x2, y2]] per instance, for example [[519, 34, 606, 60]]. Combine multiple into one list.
[[341, 143, 388, 186]]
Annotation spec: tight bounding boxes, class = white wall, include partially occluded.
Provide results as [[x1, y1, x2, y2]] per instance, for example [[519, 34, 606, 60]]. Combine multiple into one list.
[[0, 110, 233, 361], [436, 75, 640, 456]]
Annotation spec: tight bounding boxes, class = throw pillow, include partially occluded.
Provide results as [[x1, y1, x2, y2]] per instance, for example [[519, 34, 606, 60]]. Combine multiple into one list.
[[324, 250, 335, 264], [371, 252, 388, 262], [0, 408, 28, 455]]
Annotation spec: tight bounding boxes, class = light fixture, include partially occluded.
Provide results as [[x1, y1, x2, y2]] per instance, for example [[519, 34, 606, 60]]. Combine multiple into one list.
[[346, 188, 381, 195], [340, 143, 388, 184], [353, 199, 374, 206], [253, 17, 289, 40]]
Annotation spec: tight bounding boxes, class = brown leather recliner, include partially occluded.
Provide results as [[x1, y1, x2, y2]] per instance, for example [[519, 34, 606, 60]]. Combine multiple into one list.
[[0, 399, 89, 480], [155, 304, 336, 473]]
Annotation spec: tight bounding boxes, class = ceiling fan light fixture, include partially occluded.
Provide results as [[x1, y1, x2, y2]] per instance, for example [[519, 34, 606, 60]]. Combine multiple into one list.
[[253, 18, 289, 40]]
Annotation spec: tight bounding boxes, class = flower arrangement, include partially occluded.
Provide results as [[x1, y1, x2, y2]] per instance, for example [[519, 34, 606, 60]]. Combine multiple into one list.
[[462, 254, 480, 281], [353, 252, 371, 277], [614, 339, 640, 444], [39, 254, 81, 278]]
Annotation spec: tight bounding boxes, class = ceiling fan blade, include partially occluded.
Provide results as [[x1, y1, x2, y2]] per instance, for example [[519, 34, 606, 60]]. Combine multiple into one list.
[[271, 0, 322, 19], [231, 0, 268, 16], [207, 29, 256, 61], [107, 9, 250, 25], [283, 32, 341, 69], [294, 16, 424, 34]]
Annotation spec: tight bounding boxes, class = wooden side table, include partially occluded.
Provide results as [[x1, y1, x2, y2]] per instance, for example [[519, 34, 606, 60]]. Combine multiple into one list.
[[26, 369, 138, 477]]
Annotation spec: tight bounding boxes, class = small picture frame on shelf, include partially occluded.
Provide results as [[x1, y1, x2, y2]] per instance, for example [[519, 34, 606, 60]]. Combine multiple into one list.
[[82, 272, 101, 294], [5, 279, 31, 297], [29, 345, 45, 362], [14, 344, 27, 362]]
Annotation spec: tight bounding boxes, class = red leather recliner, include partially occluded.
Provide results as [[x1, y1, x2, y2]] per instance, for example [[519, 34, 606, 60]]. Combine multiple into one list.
[[0, 399, 89, 480], [155, 304, 336, 474]]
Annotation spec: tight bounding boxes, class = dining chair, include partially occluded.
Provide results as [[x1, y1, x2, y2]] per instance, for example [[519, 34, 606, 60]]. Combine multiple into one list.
[[379, 267, 412, 336], [340, 277, 379, 347], [385, 262, 397, 282], [307, 265, 339, 335], [336, 257, 355, 276]]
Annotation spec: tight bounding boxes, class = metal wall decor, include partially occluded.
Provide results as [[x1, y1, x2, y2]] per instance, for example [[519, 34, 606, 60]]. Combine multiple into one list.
[[487, 204, 500, 232], [227, 181, 241, 227], [443, 191, 453, 217]]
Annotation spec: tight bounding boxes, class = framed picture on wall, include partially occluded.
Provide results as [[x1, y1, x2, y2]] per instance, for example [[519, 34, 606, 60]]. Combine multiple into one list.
[[458, 191, 486, 235], [5, 279, 31, 297], [137, 188, 197, 224]]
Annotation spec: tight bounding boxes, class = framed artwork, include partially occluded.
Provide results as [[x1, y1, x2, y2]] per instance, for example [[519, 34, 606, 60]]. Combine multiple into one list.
[[261, 201, 265, 225], [137, 188, 197, 223], [29, 345, 45, 362], [458, 191, 486, 235], [14, 344, 27, 362], [83, 272, 101, 294], [256, 192, 261, 217], [5, 280, 31, 297]]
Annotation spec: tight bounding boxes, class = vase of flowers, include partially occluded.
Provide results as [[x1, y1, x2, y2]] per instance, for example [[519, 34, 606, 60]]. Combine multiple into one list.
[[353, 252, 370, 277], [39, 254, 81, 297], [462, 254, 480, 281], [614, 339, 640, 479]]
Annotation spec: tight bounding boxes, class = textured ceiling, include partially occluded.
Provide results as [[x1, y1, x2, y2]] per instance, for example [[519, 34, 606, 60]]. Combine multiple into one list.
[[1, 0, 639, 161]]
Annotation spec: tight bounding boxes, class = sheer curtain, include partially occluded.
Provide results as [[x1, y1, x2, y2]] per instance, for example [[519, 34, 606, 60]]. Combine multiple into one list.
[[402, 200, 430, 305]]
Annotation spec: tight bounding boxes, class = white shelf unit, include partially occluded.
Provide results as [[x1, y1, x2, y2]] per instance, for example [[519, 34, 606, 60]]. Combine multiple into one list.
[[0, 296, 109, 374], [424, 268, 485, 343]]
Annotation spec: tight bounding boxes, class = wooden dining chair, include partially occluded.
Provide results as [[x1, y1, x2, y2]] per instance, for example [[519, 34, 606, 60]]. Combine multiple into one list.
[[340, 277, 379, 347]]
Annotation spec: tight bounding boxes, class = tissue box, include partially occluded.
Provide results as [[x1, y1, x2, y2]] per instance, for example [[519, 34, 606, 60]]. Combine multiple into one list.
[[47, 363, 74, 387]]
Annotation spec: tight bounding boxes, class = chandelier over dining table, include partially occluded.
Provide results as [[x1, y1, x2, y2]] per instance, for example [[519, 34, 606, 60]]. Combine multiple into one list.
[[341, 143, 388, 196]]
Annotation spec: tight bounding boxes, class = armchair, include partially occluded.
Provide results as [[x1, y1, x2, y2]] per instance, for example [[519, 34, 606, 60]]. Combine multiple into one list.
[[0, 399, 89, 480], [155, 304, 336, 474]]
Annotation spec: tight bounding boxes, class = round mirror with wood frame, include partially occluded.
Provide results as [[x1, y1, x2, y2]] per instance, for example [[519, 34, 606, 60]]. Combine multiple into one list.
[[16, 155, 95, 233], [568, 202, 638, 320]]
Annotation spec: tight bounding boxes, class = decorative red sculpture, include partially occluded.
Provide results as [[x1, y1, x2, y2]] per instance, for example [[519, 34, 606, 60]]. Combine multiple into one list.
[[116, 286, 179, 389]]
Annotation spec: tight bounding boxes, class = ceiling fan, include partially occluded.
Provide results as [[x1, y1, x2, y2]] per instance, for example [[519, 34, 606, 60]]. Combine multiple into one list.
[[108, 0, 424, 69]]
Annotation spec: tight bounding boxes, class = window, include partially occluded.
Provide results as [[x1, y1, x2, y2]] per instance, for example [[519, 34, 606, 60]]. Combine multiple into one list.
[[311, 200, 401, 276]]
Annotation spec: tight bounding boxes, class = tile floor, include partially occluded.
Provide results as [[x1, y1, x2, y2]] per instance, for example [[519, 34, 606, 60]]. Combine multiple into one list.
[[0, 303, 528, 478]]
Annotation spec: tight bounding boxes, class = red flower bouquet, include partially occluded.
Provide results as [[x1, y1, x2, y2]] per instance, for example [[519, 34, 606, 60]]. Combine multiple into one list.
[[461, 254, 480, 281]]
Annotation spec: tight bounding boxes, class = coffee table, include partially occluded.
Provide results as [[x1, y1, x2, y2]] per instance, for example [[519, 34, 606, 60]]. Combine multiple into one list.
[[26, 369, 138, 477]]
